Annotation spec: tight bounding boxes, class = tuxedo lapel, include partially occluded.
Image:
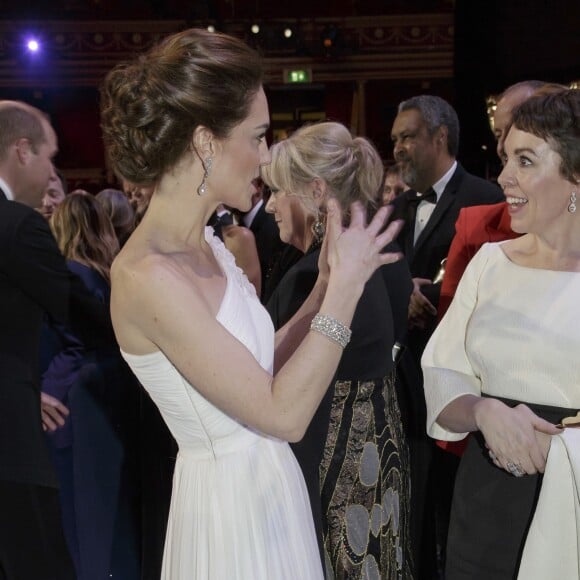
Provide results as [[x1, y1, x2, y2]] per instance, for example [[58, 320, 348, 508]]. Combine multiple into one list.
[[390, 190, 418, 261], [412, 165, 464, 256], [413, 194, 454, 256], [0, 188, 6, 201], [249, 204, 267, 234]]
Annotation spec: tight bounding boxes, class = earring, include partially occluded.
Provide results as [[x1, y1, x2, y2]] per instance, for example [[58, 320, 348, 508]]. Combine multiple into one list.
[[197, 158, 213, 196], [312, 218, 325, 242], [568, 191, 577, 214]]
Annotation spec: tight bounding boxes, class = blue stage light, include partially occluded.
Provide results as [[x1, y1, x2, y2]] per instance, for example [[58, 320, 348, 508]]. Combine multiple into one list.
[[27, 39, 40, 53]]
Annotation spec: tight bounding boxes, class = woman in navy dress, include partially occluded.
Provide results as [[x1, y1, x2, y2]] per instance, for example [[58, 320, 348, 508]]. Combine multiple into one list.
[[42, 192, 141, 580]]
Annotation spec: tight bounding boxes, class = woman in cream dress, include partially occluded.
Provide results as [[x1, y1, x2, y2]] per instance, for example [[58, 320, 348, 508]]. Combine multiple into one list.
[[422, 89, 580, 579]]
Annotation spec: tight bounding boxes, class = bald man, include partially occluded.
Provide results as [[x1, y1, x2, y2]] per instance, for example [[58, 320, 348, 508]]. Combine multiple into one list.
[[493, 80, 545, 159]]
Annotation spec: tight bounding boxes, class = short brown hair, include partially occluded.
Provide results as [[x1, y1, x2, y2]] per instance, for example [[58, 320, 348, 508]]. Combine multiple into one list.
[[100, 28, 263, 186], [512, 89, 580, 182], [0, 101, 47, 161]]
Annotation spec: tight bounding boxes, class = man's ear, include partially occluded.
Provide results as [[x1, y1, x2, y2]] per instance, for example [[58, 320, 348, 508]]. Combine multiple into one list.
[[435, 125, 448, 148], [15, 138, 33, 166], [191, 126, 216, 163]]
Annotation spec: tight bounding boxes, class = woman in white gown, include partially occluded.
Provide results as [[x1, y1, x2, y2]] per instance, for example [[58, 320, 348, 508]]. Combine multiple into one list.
[[100, 28, 402, 579]]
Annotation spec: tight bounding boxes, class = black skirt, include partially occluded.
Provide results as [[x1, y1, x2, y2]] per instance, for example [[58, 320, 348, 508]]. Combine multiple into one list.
[[446, 397, 578, 580]]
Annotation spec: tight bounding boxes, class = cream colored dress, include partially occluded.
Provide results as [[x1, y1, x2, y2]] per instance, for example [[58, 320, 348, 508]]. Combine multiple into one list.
[[122, 227, 323, 580], [423, 241, 580, 440], [422, 241, 580, 579]]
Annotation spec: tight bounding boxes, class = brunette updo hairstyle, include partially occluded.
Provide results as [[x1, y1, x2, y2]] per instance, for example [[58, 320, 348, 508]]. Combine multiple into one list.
[[511, 88, 580, 183], [263, 122, 384, 221], [100, 28, 263, 186]]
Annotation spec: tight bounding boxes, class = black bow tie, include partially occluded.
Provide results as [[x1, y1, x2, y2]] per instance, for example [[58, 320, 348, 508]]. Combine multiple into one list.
[[416, 187, 437, 204], [405, 188, 437, 228]]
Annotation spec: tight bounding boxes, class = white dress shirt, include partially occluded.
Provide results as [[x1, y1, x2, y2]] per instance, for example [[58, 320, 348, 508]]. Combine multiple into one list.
[[242, 199, 264, 229], [0, 176, 15, 200], [413, 160, 457, 245]]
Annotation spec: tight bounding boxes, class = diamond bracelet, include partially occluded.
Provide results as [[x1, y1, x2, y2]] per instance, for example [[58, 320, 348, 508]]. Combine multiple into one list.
[[310, 313, 352, 349]]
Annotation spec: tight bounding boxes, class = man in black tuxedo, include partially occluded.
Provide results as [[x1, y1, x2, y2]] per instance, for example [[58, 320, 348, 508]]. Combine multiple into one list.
[[242, 181, 301, 304], [0, 100, 112, 579], [389, 94, 503, 578]]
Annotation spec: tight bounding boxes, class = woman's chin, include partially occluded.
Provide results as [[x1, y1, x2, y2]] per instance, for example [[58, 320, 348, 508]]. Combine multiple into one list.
[[231, 198, 252, 213]]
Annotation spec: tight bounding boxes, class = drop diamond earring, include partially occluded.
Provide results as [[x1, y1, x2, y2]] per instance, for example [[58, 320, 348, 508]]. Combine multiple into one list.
[[197, 158, 213, 196], [568, 191, 577, 214]]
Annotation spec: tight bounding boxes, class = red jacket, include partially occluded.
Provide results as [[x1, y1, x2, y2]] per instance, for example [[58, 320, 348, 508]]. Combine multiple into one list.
[[439, 201, 517, 319]]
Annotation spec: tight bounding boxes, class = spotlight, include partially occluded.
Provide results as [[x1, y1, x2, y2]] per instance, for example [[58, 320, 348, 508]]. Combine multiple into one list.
[[251, 24, 260, 35], [26, 39, 40, 53], [207, 25, 216, 33], [283, 27, 293, 39]]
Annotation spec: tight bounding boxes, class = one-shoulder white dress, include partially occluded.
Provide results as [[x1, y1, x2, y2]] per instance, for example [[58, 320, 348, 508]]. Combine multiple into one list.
[[122, 228, 323, 580]]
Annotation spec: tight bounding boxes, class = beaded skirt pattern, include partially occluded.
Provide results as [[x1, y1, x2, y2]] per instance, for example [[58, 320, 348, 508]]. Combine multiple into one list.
[[320, 372, 414, 579]]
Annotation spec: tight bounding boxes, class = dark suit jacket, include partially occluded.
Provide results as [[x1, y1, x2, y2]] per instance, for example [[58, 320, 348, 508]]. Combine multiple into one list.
[[0, 190, 113, 487], [389, 164, 503, 446], [391, 163, 503, 313], [439, 201, 517, 319], [247, 201, 295, 303]]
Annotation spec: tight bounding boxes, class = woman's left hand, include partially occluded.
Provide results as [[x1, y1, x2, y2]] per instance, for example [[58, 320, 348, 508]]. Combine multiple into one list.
[[477, 399, 561, 476], [322, 199, 403, 286]]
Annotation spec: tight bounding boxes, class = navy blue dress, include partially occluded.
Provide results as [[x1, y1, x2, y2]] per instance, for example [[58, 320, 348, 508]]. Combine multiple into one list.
[[41, 260, 141, 580]]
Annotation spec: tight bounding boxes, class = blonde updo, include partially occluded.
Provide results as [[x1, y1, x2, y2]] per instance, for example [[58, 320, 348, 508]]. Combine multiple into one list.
[[100, 28, 263, 186], [263, 122, 383, 221]]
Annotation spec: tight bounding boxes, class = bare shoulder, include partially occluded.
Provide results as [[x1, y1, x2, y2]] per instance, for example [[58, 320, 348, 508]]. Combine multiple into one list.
[[111, 247, 171, 302], [110, 246, 210, 354], [222, 225, 258, 255], [223, 224, 256, 243], [111, 249, 170, 352]]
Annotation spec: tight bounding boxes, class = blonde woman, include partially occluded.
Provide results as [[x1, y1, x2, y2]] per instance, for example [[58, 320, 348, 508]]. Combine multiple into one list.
[[264, 121, 414, 579]]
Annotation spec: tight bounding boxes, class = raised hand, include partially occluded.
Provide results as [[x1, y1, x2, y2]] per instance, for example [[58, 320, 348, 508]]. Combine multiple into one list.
[[323, 199, 403, 286]]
